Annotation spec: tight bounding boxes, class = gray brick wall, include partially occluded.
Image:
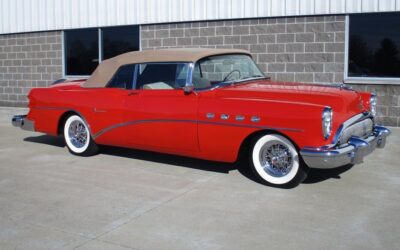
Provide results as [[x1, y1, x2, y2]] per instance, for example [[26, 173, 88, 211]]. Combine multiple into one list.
[[0, 31, 62, 107], [141, 16, 346, 84], [141, 16, 400, 126]]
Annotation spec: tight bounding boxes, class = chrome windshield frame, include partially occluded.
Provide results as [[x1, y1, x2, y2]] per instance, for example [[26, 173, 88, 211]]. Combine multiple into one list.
[[185, 62, 194, 88]]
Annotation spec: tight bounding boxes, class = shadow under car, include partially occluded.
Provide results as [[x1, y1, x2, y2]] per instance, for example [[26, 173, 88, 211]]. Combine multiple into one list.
[[23, 135, 354, 185]]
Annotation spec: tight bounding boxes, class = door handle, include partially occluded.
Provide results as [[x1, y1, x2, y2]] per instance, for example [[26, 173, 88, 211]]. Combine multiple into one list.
[[128, 91, 139, 96]]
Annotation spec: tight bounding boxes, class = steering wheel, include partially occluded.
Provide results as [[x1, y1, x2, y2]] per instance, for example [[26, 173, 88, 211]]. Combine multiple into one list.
[[223, 70, 241, 82]]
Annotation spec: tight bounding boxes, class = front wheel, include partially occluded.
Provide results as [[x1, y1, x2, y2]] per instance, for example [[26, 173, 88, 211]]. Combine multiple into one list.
[[63, 115, 99, 156], [249, 134, 307, 188]]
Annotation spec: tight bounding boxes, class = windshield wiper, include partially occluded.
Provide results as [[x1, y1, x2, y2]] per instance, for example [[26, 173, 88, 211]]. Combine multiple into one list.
[[241, 75, 266, 80], [214, 75, 267, 89], [222, 75, 265, 84]]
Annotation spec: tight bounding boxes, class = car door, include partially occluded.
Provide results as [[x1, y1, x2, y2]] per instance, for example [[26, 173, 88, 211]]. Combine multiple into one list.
[[123, 63, 199, 153], [91, 64, 137, 147]]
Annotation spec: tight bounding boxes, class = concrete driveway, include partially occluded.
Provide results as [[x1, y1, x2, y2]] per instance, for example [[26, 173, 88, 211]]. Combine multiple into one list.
[[1, 107, 399, 250]]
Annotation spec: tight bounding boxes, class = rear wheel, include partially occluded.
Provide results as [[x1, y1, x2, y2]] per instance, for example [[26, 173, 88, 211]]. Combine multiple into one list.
[[63, 115, 99, 156], [249, 134, 307, 188]]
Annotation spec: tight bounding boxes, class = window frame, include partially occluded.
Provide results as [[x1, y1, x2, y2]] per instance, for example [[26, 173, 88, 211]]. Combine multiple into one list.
[[62, 25, 141, 79], [344, 14, 400, 85], [106, 64, 137, 90], [133, 62, 192, 90]]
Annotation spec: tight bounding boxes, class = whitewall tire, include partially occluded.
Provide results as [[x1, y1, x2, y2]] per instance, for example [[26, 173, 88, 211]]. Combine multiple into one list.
[[250, 134, 307, 188], [63, 115, 98, 156]]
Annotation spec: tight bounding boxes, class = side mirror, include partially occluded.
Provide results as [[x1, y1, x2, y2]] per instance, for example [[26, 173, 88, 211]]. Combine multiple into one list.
[[183, 84, 194, 94]]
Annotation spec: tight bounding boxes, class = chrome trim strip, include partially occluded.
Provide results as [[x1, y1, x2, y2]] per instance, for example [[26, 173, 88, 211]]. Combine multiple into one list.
[[186, 62, 194, 87], [34, 106, 70, 111], [93, 119, 303, 140], [183, 63, 195, 94], [200, 121, 300, 132], [93, 108, 107, 113]]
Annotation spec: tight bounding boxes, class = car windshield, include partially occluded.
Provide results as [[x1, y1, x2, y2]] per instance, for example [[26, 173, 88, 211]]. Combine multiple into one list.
[[193, 54, 265, 89]]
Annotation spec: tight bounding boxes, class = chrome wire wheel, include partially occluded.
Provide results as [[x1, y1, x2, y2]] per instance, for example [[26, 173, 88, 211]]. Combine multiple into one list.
[[68, 120, 88, 149], [259, 142, 293, 177], [63, 115, 92, 154], [251, 134, 301, 186]]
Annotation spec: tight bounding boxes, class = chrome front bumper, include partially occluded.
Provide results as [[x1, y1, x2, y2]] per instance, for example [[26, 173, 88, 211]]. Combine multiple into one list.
[[12, 114, 35, 131], [300, 126, 390, 169]]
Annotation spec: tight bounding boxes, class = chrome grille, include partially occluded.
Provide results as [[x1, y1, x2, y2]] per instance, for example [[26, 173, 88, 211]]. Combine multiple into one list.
[[339, 118, 373, 144]]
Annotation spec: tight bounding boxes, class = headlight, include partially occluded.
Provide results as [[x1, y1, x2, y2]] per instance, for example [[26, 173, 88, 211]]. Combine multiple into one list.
[[370, 94, 377, 117], [322, 107, 333, 140]]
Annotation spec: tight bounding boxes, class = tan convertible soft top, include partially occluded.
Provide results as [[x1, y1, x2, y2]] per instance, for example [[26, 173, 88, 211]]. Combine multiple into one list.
[[82, 48, 250, 88]]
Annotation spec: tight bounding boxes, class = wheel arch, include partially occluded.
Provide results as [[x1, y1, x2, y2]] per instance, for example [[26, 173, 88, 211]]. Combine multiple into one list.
[[236, 129, 301, 162], [57, 110, 93, 136]]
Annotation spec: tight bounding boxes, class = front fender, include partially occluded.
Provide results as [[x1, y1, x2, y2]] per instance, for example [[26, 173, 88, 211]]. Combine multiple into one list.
[[196, 94, 335, 162]]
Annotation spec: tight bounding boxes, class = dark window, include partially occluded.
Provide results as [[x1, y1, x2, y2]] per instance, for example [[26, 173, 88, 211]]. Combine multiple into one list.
[[65, 28, 99, 75], [349, 13, 400, 78], [107, 64, 135, 89], [102, 26, 140, 60], [135, 63, 189, 90], [64, 25, 140, 76]]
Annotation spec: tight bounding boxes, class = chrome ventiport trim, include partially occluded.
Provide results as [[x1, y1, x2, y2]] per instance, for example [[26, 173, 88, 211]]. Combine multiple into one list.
[[251, 116, 260, 122], [235, 115, 245, 121], [206, 113, 215, 119], [220, 114, 229, 120], [12, 114, 35, 131]]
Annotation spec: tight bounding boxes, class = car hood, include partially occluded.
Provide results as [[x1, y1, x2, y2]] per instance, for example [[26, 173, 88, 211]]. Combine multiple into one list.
[[214, 79, 367, 117]]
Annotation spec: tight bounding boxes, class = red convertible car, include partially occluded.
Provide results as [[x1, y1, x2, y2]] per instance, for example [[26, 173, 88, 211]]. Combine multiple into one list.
[[12, 49, 390, 187]]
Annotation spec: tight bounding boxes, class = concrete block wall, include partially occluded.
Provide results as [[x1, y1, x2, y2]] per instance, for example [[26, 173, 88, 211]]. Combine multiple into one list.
[[141, 15, 346, 84], [0, 31, 63, 107]]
